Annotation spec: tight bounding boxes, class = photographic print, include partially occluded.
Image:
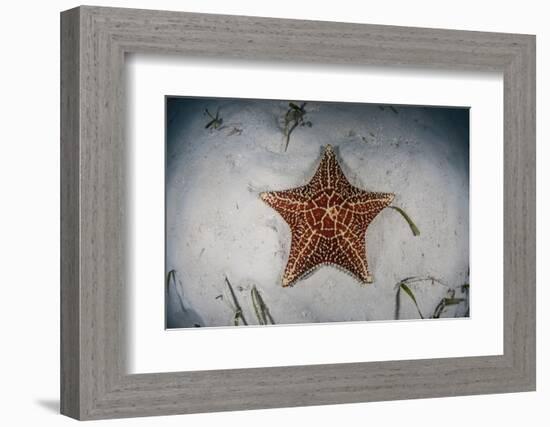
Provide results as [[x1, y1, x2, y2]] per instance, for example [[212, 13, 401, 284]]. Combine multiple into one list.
[[165, 96, 470, 329]]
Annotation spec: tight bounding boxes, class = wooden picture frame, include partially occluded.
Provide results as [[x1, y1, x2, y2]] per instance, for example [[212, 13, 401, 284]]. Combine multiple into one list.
[[60, 5, 536, 420]]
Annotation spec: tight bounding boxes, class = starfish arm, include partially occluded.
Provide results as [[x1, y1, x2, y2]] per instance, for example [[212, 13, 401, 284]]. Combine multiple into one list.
[[260, 189, 310, 224], [307, 145, 351, 194], [345, 191, 394, 231], [281, 227, 324, 287], [283, 231, 373, 286], [331, 232, 373, 284]]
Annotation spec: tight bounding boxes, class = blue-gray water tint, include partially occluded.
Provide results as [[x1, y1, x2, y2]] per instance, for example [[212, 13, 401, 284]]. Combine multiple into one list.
[[165, 96, 469, 328]]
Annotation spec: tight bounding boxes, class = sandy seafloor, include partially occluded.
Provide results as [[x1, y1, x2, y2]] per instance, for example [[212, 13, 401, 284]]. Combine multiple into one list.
[[165, 97, 470, 329]]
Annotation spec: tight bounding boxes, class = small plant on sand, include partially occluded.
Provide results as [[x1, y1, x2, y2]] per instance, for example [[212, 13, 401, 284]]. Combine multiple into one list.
[[219, 278, 276, 326], [205, 107, 223, 130], [224, 277, 248, 326], [251, 285, 275, 325], [394, 276, 468, 320], [282, 102, 312, 151], [388, 205, 420, 236]]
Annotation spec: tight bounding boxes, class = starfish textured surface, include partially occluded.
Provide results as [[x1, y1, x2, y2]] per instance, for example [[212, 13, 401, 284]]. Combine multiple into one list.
[[261, 145, 394, 287]]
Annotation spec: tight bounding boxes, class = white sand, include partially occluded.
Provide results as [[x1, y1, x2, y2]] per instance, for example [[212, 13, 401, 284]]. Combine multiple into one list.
[[165, 98, 469, 328]]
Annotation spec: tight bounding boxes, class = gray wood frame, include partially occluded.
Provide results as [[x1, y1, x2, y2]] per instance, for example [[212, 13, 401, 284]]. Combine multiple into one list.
[[60, 5, 536, 420]]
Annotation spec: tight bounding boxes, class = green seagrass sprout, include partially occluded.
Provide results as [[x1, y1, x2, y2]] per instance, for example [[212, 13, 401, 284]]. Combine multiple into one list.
[[283, 102, 312, 151], [205, 107, 223, 129]]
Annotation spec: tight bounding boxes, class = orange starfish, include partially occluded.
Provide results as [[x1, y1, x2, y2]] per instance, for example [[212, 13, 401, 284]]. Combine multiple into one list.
[[260, 145, 394, 287]]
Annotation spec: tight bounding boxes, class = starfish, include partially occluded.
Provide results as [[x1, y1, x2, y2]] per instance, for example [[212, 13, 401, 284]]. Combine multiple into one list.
[[260, 145, 394, 287]]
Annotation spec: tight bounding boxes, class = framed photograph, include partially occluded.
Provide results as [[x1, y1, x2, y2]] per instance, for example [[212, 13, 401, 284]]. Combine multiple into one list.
[[61, 6, 535, 420]]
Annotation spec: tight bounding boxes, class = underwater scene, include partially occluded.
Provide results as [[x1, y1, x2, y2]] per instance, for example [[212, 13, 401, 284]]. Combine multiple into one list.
[[165, 96, 470, 329]]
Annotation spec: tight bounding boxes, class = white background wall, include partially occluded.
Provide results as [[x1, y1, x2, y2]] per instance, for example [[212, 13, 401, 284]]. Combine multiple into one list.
[[0, 0, 546, 425]]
